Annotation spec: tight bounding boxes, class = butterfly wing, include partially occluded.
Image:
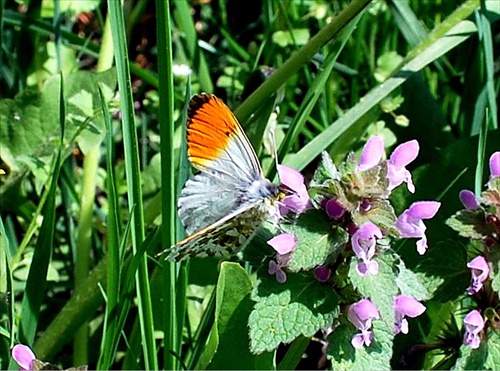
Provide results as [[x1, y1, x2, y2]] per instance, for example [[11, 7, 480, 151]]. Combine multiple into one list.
[[170, 93, 278, 260], [168, 201, 269, 261], [178, 93, 271, 234]]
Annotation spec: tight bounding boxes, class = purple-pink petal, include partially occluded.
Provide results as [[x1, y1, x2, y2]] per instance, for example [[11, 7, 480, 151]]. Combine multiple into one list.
[[389, 140, 419, 168], [459, 189, 479, 209], [467, 256, 490, 294], [277, 165, 311, 214], [356, 260, 379, 276], [396, 201, 441, 255], [386, 140, 419, 193], [407, 201, 441, 219], [352, 222, 382, 274], [463, 310, 484, 349], [277, 164, 305, 191], [358, 135, 385, 171], [393, 295, 426, 335], [267, 233, 297, 255], [351, 331, 373, 349], [489, 151, 500, 179], [348, 299, 380, 331], [12, 344, 36, 371], [394, 295, 426, 318], [464, 310, 484, 333]]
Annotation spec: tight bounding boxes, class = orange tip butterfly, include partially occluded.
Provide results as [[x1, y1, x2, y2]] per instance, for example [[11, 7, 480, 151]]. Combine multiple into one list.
[[167, 93, 280, 261]]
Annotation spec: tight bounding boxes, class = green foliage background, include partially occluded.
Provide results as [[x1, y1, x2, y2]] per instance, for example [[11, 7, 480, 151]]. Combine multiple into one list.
[[0, 0, 499, 370]]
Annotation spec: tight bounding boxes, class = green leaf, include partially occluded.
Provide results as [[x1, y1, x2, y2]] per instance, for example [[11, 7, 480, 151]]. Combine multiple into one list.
[[327, 322, 356, 369], [489, 246, 500, 294], [0, 70, 116, 175], [416, 242, 469, 302], [249, 270, 338, 354], [445, 209, 494, 239], [485, 330, 500, 369], [207, 262, 274, 370], [287, 210, 348, 272], [328, 321, 394, 370], [395, 259, 431, 301]]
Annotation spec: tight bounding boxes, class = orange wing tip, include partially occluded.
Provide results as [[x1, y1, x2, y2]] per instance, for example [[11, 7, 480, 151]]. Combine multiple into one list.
[[186, 93, 242, 166]]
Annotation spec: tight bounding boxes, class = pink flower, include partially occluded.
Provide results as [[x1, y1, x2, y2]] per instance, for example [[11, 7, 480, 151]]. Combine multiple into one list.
[[351, 222, 382, 276], [463, 310, 484, 349], [387, 140, 419, 193], [466, 256, 490, 295], [489, 151, 500, 180], [348, 299, 380, 348], [12, 344, 36, 371], [393, 295, 426, 334], [459, 189, 479, 209], [267, 233, 297, 255], [395, 201, 441, 255], [358, 136, 385, 171], [277, 165, 311, 214], [268, 260, 287, 283], [267, 233, 296, 283]]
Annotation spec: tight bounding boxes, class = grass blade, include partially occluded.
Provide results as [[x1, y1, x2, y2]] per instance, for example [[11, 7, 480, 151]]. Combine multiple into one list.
[[106, 1, 156, 369]]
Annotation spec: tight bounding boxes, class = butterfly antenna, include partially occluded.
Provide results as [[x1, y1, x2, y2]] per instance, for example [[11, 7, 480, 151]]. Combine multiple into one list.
[[269, 128, 281, 180]]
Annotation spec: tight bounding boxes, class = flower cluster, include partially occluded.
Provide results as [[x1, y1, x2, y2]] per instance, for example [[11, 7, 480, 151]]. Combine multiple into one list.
[[447, 151, 500, 350], [307, 137, 436, 272], [347, 295, 426, 349], [313, 136, 441, 268], [264, 136, 437, 347]]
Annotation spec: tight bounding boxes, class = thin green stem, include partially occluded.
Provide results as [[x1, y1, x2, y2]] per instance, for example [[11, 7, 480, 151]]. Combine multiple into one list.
[[156, 0, 179, 369], [107, 1, 156, 369]]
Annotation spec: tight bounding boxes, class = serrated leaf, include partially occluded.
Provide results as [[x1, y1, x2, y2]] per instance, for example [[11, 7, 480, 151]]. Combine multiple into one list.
[[349, 253, 397, 337], [351, 199, 397, 234], [395, 260, 431, 300], [287, 210, 348, 272], [445, 209, 494, 239], [328, 320, 394, 370], [327, 323, 356, 369], [249, 271, 338, 354], [489, 246, 500, 294]]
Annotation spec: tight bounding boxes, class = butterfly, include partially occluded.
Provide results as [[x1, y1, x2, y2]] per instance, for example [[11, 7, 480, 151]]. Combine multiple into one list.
[[167, 93, 281, 261]]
